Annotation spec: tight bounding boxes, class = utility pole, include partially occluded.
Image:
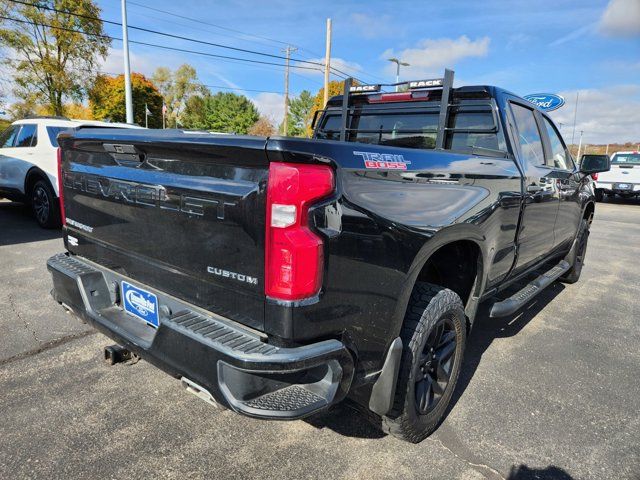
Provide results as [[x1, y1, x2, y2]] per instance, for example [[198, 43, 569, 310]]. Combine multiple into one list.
[[606, 144, 609, 155], [121, 0, 133, 124], [571, 91, 579, 147], [323, 18, 332, 108], [576, 130, 584, 159], [282, 45, 297, 136]]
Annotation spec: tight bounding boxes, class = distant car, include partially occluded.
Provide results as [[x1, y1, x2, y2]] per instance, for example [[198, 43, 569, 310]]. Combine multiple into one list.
[[593, 151, 640, 201], [0, 116, 143, 228]]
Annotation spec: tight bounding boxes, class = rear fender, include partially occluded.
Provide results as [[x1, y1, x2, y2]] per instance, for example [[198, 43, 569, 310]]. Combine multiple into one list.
[[25, 166, 58, 198], [389, 225, 487, 341]]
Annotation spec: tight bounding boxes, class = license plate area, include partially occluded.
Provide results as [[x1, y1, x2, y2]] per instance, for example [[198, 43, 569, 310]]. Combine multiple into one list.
[[614, 183, 631, 190], [121, 281, 160, 328]]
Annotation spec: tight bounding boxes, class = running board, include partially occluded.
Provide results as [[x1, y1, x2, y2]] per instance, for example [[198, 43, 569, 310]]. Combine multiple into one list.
[[490, 260, 570, 318]]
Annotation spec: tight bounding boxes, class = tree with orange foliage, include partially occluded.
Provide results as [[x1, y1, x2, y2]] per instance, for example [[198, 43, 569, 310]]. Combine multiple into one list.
[[305, 79, 358, 137], [89, 73, 163, 128]]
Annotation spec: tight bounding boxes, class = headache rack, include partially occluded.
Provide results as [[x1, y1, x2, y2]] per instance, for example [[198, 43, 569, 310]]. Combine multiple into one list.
[[313, 69, 502, 156]]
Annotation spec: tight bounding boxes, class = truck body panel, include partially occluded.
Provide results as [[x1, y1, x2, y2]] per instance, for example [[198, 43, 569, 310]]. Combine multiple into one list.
[[49, 81, 598, 426]]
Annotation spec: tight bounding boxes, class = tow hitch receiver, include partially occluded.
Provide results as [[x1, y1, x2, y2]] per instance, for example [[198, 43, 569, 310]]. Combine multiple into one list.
[[104, 344, 136, 365]]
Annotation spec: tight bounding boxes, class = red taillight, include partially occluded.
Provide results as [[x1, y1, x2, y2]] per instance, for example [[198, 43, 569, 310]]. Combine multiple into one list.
[[591, 173, 598, 181], [57, 147, 66, 225], [265, 162, 334, 301]]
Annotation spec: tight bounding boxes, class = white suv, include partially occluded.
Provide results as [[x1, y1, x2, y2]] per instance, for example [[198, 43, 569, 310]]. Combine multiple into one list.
[[0, 117, 142, 228]]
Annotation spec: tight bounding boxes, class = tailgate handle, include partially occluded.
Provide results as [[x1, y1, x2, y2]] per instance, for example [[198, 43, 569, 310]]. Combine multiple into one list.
[[103, 143, 146, 166], [103, 143, 138, 154]]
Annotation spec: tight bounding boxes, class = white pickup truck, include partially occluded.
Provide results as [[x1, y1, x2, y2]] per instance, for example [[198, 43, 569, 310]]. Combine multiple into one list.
[[593, 151, 640, 201]]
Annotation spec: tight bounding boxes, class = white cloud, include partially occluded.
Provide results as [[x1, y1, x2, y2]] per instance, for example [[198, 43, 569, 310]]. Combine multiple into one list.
[[382, 36, 490, 78], [99, 48, 164, 78], [506, 33, 532, 50], [549, 23, 595, 47], [350, 13, 394, 39], [548, 85, 640, 144], [251, 92, 285, 125], [599, 0, 640, 37]]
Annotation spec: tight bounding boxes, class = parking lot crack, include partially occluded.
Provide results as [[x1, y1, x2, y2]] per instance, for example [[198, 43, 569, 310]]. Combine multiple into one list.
[[8, 293, 40, 344], [426, 436, 505, 480], [0, 330, 97, 367]]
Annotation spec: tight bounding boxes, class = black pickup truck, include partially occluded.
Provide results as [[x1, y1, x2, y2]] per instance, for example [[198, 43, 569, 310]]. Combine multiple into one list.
[[47, 70, 609, 443]]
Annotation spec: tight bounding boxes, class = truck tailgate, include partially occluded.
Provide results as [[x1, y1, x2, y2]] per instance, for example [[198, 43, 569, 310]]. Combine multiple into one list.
[[598, 165, 640, 184], [58, 130, 269, 331]]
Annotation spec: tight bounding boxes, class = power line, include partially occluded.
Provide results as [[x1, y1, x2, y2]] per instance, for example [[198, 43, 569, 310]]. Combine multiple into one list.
[[127, 1, 293, 49], [123, 1, 382, 83], [4, 55, 287, 95], [6, 0, 360, 81], [125, 2, 384, 83], [0, 15, 324, 73]]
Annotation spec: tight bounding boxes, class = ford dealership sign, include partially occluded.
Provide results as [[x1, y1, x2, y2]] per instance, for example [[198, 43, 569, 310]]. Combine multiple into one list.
[[523, 93, 565, 112]]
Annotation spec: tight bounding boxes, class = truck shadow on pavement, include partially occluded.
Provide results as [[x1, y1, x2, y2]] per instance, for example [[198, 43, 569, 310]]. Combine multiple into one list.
[[0, 201, 62, 246], [449, 281, 566, 415], [507, 463, 573, 479], [306, 281, 566, 443]]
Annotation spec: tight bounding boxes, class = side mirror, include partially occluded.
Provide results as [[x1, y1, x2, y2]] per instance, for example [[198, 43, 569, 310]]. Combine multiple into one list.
[[580, 154, 610, 175]]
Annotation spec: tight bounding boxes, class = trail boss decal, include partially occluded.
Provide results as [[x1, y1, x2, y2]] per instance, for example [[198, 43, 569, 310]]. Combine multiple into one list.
[[354, 151, 411, 170]]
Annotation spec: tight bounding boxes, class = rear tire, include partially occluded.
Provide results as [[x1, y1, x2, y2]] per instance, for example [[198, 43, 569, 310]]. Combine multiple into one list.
[[382, 283, 466, 443], [30, 179, 61, 229], [560, 218, 589, 284]]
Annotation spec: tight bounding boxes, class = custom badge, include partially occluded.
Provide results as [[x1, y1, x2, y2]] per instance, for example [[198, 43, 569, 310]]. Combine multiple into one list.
[[354, 151, 411, 170]]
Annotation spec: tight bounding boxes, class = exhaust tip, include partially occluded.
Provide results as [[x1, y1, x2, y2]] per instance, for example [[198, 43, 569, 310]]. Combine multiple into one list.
[[181, 377, 219, 408]]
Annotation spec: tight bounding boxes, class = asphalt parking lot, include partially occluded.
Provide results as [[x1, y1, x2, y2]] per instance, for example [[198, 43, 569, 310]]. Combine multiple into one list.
[[1, 198, 639, 480]]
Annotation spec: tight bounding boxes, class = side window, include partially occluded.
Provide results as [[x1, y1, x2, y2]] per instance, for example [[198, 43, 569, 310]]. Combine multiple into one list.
[[542, 117, 572, 170], [0, 125, 20, 148], [510, 103, 545, 166], [15, 124, 38, 147], [447, 109, 502, 151], [46, 126, 71, 147]]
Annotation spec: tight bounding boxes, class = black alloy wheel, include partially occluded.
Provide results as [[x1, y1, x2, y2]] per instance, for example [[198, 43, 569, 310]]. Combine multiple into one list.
[[560, 218, 589, 284], [382, 283, 466, 443], [30, 179, 61, 229], [32, 182, 51, 226], [415, 317, 457, 415]]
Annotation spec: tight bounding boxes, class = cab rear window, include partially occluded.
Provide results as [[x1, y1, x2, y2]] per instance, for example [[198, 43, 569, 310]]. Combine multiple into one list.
[[611, 153, 640, 165], [316, 106, 504, 153]]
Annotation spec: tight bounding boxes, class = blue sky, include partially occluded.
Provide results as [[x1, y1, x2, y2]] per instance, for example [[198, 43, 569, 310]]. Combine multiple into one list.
[[9, 0, 640, 143]]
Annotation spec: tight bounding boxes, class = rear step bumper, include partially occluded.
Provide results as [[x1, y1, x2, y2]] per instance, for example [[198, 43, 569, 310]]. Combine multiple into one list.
[[490, 260, 570, 318], [47, 252, 354, 420]]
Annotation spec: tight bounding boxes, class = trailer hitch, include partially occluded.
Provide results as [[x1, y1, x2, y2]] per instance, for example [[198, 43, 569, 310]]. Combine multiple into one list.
[[104, 345, 139, 365]]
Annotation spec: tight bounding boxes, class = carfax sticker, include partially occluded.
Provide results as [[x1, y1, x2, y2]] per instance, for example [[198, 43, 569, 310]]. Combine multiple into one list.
[[354, 151, 411, 170]]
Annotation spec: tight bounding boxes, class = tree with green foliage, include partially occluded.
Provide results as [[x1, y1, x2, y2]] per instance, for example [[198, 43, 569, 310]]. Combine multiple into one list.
[[89, 73, 163, 128], [186, 92, 259, 134], [152, 64, 207, 128], [181, 94, 207, 129], [0, 0, 110, 116], [281, 90, 313, 137]]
